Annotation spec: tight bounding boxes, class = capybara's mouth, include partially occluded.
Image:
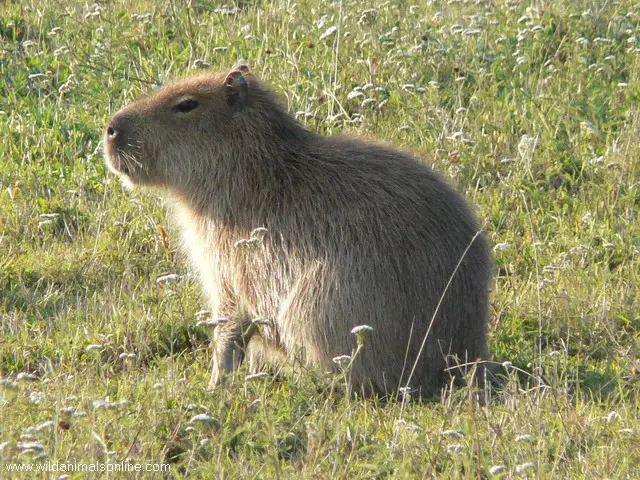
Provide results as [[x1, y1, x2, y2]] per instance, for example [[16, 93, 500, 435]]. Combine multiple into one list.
[[105, 152, 131, 177], [104, 116, 143, 180], [105, 150, 146, 187]]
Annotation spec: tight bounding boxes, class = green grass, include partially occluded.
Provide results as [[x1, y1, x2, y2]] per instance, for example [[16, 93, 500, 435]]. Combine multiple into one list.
[[1, 0, 639, 477]]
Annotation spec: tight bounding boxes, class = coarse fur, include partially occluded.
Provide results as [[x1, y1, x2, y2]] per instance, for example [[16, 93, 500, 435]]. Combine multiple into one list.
[[104, 67, 492, 397]]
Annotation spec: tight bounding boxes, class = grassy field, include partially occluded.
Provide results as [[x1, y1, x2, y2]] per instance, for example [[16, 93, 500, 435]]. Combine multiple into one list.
[[1, 0, 639, 477]]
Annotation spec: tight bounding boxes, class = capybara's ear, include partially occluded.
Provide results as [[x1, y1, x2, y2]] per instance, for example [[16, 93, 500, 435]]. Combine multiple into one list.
[[224, 70, 248, 107], [232, 62, 250, 74]]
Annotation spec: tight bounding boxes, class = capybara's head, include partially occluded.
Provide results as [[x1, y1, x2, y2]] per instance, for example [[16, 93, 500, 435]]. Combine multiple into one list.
[[104, 65, 293, 190]]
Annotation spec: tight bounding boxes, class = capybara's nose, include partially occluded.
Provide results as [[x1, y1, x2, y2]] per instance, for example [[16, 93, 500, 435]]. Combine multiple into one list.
[[106, 124, 118, 140], [105, 115, 128, 153]]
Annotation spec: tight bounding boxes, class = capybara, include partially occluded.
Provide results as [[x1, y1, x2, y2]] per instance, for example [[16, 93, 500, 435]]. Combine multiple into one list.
[[104, 66, 492, 397]]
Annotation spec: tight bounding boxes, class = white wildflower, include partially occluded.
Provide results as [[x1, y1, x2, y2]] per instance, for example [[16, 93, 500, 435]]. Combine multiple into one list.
[[192, 59, 211, 69], [581, 121, 599, 135], [0, 379, 18, 389], [397, 419, 422, 432], [244, 372, 269, 381], [351, 325, 374, 335], [515, 463, 535, 473], [28, 73, 49, 80], [332, 355, 352, 366], [156, 273, 182, 283], [489, 465, 507, 475], [398, 386, 412, 397], [252, 318, 273, 327], [92, 398, 110, 410], [296, 111, 314, 120], [319, 26, 337, 40], [538, 278, 554, 290], [493, 243, 512, 252], [29, 392, 44, 405], [197, 317, 231, 328], [190, 413, 214, 423], [569, 245, 589, 255], [447, 444, 465, 454], [16, 443, 45, 452], [34, 421, 55, 432]]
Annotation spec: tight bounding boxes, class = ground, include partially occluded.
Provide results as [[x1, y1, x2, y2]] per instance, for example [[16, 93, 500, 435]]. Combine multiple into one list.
[[0, 0, 639, 478]]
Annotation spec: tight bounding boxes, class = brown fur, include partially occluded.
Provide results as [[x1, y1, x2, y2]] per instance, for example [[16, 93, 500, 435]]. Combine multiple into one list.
[[104, 67, 492, 397]]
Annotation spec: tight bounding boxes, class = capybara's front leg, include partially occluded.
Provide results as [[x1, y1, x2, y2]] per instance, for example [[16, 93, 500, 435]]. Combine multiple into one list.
[[209, 319, 257, 388]]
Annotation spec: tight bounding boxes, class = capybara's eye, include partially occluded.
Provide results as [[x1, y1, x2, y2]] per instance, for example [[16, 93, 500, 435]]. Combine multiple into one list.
[[173, 98, 199, 113]]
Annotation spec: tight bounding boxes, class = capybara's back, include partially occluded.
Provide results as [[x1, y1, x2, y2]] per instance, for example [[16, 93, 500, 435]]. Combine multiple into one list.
[[104, 66, 492, 397]]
